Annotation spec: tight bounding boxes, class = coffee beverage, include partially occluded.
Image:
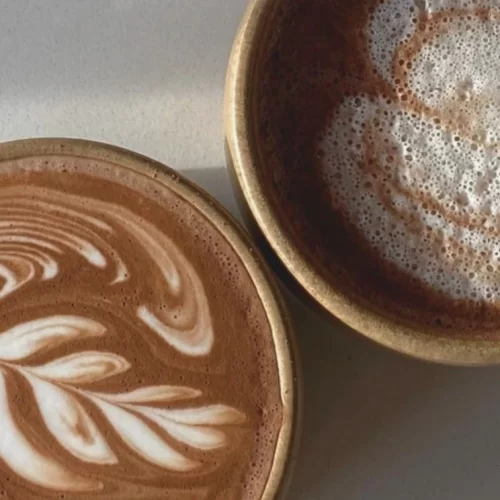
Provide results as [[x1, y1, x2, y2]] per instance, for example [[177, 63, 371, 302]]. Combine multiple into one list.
[[0, 144, 289, 499], [257, 0, 500, 335]]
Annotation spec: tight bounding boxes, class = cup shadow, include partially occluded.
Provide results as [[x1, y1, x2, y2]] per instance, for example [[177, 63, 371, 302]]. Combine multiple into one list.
[[182, 167, 242, 224], [182, 166, 500, 500]]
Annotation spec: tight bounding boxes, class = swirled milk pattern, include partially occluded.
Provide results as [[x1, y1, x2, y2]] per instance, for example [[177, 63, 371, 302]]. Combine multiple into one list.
[[0, 161, 279, 500], [0, 186, 213, 356]]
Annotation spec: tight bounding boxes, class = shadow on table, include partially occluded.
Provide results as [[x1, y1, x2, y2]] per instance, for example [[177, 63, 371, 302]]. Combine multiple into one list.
[[182, 166, 500, 500], [182, 166, 241, 223]]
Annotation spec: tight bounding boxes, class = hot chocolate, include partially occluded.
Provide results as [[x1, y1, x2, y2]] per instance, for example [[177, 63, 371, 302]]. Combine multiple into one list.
[[0, 148, 286, 499], [258, 0, 500, 335]]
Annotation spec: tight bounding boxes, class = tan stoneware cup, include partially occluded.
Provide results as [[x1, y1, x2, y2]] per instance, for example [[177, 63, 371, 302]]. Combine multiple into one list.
[[224, 0, 500, 366], [0, 138, 302, 499]]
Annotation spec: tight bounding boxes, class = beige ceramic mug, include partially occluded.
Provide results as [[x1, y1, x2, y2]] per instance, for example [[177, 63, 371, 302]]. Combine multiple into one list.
[[224, 0, 500, 366], [0, 138, 301, 499]]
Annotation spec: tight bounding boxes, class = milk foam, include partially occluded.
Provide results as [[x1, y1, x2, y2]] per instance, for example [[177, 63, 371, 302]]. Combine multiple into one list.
[[0, 186, 213, 356], [0, 368, 101, 492], [0, 315, 245, 490], [0, 185, 247, 493], [318, 0, 500, 304]]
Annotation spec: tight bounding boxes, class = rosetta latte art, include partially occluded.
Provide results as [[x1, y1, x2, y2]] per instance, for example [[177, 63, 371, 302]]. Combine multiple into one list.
[[318, 0, 500, 305], [0, 185, 246, 493], [0, 316, 244, 492]]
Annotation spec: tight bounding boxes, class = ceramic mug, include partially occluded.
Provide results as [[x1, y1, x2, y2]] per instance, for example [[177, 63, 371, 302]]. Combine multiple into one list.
[[224, 0, 500, 366]]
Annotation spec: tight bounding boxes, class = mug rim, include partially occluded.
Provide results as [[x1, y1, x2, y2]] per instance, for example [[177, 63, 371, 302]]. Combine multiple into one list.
[[224, 0, 500, 366], [0, 137, 301, 499]]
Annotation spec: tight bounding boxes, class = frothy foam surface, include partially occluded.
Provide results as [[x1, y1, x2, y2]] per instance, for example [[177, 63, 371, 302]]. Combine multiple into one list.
[[258, 0, 500, 334], [0, 154, 282, 499]]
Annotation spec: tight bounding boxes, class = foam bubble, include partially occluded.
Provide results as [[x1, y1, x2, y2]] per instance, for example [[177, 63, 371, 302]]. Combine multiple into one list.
[[368, 0, 500, 81], [301, 0, 500, 308], [408, 10, 500, 144], [319, 90, 500, 303]]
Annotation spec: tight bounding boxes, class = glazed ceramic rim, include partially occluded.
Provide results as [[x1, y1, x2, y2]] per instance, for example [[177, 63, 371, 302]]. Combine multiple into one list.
[[0, 137, 301, 499], [224, 0, 500, 366]]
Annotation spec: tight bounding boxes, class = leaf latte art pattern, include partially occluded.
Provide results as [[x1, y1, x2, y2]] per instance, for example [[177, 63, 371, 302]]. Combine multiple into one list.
[[0, 183, 248, 495], [0, 316, 245, 492]]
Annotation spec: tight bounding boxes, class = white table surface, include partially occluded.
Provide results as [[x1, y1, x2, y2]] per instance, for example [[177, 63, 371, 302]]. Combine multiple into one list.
[[2, 1, 499, 499]]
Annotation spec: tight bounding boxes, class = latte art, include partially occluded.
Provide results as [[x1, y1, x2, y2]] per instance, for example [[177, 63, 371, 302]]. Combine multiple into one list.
[[318, 0, 500, 307], [258, 0, 500, 331], [0, 186, 213, 356], [319, 96, 500, 302], [0, 155, 282, 499], [0, 316, 243, 491], [0, 185, 241, 492]]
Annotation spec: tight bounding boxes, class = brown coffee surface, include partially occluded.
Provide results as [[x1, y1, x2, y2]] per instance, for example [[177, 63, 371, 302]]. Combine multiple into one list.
[[258, 0, 500, 337], [0, 154, 282, 499]]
